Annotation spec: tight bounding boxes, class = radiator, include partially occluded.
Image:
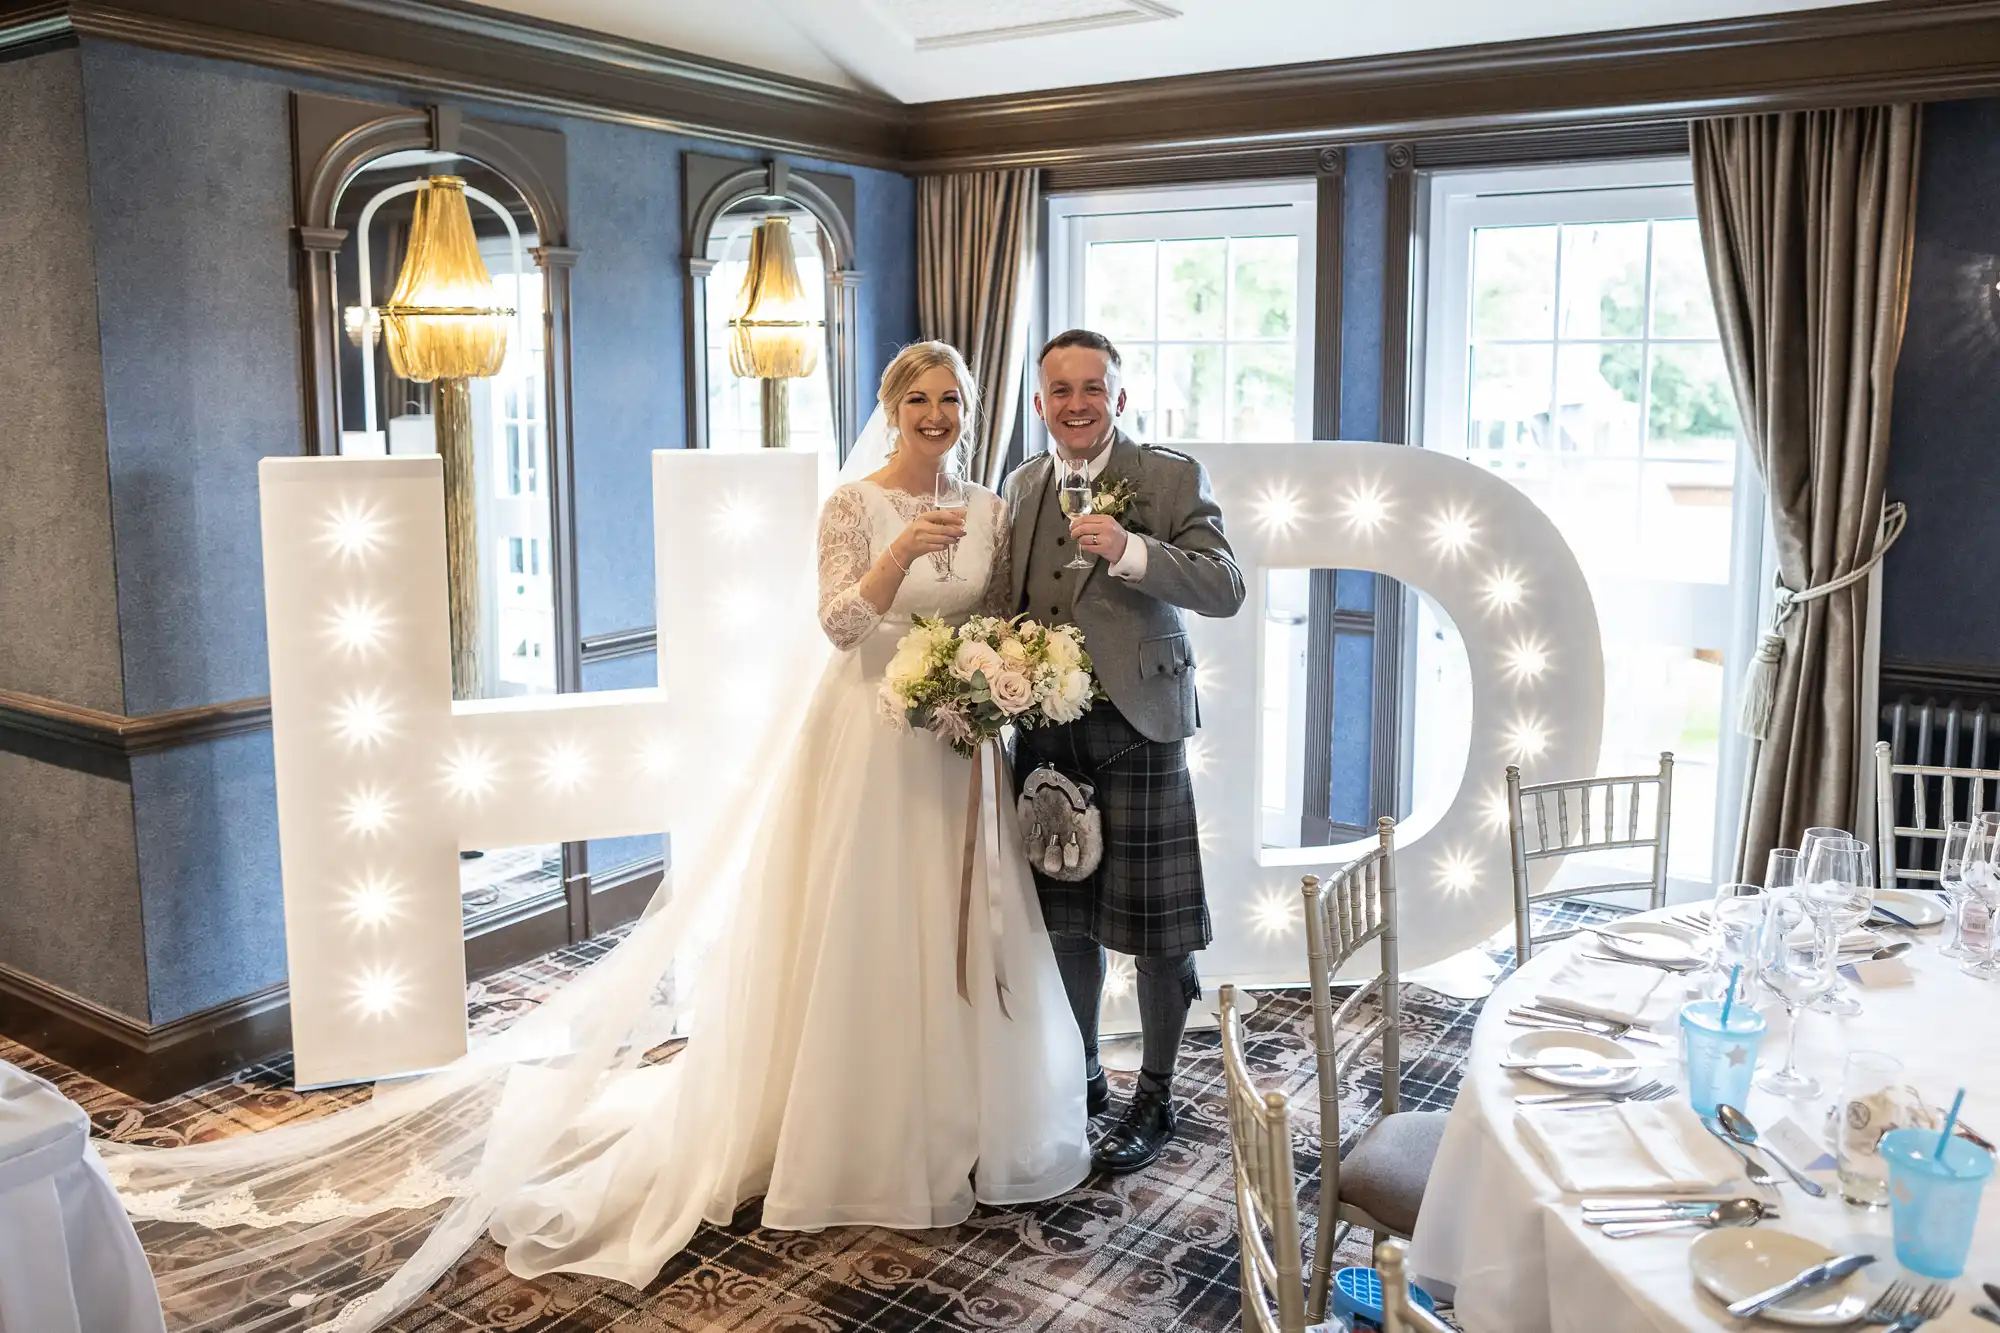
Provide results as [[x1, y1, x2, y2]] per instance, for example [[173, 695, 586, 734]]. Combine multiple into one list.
[[1879, 697, 2000, 879]]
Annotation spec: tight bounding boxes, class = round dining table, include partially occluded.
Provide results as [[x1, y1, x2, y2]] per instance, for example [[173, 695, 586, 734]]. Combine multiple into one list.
[[1408, 906, 1998, 1332]]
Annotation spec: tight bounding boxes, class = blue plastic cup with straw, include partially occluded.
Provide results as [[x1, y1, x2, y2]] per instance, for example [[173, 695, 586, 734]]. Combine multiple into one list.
[[1680, 966, 1765, 1119], [1882, 1090, 1991, 1278]]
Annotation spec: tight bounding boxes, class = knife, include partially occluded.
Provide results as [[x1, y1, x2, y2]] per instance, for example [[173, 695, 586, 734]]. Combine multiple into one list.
[[1870, 904, 1920, 928], [1725, 1253, 1875, 1318], [1984, 1282, 2000, 1310], [1502, 1057, 1648, 1071]]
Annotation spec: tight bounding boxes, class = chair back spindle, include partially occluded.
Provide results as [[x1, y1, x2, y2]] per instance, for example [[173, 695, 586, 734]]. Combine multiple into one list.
[[1507, 752, 1675, 964]]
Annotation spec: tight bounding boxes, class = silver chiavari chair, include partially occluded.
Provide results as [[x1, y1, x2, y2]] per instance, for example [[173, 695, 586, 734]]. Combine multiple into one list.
[[1301, 817, 1446, 1323], [1375, 1238, 1454, 1333], [1507, 752, 1675, 965], [1220, 984, 1308, 1333], [1873, 739, 2000, 890]]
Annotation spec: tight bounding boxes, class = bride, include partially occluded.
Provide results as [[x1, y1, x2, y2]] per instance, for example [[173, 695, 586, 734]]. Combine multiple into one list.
[[102, 342, 1089, 1331]]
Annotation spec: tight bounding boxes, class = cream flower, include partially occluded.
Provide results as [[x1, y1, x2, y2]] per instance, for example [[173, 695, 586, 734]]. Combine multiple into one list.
[[1058, 669, 1092, 708], [951, 640, 1004, 684], [998, 637, 1030, 666], [1045, 630, 1083, 671], [988, 669, 1036, 715]]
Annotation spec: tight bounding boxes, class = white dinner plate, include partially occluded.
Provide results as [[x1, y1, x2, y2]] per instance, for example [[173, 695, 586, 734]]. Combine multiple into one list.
[[1593, 920, 1705, 965], [1503, 1029, 1639, 1090], [1688, 1229, 1871, 1326], [1874, 888, 1947, 927]]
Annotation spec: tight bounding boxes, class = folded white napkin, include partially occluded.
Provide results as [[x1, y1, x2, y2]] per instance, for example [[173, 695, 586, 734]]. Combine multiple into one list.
[[1533, 955, 1670, 1026], [1515, 1100, 1742, 1194]]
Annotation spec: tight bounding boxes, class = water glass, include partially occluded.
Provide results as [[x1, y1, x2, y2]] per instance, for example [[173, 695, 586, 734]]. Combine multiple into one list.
[[1764, 848, 1802, 894], [1804, 837, 1870, 1016], [1701, 896, 1766, 1007], [1835, 1053, 1931, 1207], [1939, 820, 1977, 961], [1881, 1127, 1994, 1279], [1679, 999, 1766, 1119]]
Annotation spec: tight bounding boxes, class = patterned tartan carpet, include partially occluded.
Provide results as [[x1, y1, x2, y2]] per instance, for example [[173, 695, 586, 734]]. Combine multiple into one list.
[[0, 910, 1616, 1332]]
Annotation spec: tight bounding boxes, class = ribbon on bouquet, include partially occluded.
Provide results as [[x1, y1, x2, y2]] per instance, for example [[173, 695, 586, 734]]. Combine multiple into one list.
[[958, 740, 1014, 1020]]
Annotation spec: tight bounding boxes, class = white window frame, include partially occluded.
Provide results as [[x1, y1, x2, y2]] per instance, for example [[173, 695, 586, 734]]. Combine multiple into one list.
[[1418, 158, 1772, 892], [1046, 181, 1316, 450]]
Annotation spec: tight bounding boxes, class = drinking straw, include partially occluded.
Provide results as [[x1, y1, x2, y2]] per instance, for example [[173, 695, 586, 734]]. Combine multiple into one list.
[[1937, 1088, 1966, 1163], [1720, 964, 1742, 1028]]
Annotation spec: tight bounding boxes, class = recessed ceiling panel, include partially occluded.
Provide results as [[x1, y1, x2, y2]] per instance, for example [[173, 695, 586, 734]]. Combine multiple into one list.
[[868, 0, 1180, 49]]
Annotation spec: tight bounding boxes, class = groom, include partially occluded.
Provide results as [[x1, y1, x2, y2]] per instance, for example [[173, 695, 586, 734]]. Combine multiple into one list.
[[1007, 329, 1245, 1174]]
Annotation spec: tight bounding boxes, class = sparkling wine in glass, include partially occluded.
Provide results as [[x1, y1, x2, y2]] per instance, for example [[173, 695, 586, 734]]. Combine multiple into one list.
[[1058, 462, 1095, 570], [1757, 893, 1835, 1098], [932, 471, 968, 582]]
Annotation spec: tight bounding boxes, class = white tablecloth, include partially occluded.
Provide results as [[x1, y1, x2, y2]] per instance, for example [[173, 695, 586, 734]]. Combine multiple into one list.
[[0, 1061, 165, 1333], [1409, 911, 1998, 1332]]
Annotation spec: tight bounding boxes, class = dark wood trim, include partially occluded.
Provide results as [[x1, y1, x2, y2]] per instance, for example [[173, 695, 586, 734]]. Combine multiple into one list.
[[591, 855, 664, 925], [8, 0, 904, 168], [1043, 144, 1326, 193], [0, 687, 272, 761], [1312, 147, 1344, 442], [0, 964, 292, 1101], [1407, 121, 1691, 169], [1380, 144, 1417, 445], [581, 626, 658, 664], [905, 0, 2000, 171]]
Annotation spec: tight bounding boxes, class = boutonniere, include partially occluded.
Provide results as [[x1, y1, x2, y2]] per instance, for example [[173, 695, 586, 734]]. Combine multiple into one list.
[[1091, 476, 1141, 520]]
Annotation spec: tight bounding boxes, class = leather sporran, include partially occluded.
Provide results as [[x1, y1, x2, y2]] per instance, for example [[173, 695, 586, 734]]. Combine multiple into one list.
[[1016, 764, 1103, 881]]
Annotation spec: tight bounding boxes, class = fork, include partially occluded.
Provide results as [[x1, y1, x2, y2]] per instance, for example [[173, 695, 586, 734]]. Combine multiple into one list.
[[1506, 1013, 1670, 1047], [1882, 1284, 1954, 1330], [1517, 1080, 1672, 1107], [1864, 1281, 1915, 1327]]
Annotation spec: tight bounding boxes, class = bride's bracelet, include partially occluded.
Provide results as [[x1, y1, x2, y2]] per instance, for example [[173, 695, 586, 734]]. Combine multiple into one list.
[[887, 545, 911, 573]]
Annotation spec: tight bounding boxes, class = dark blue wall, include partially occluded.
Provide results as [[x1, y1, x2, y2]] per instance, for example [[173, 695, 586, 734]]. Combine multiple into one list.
[[1338, 145, 1388, 443], [1882, 98, 2000, 673], [60, 40, 919, 1022]]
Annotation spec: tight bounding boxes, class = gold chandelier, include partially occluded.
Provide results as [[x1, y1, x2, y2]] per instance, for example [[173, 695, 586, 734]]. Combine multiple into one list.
[[380, 176, 513, 383], [727, 215, 822, 381]]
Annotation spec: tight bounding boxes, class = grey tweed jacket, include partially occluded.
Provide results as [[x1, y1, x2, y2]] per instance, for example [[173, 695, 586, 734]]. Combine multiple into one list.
[[1005, 432, 1246, 743]]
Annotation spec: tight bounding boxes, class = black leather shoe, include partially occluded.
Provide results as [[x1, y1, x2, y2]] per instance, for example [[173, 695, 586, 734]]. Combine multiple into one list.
[[1086, 1070, 1110, 1118], [1093, 1086, 1175, 1174]]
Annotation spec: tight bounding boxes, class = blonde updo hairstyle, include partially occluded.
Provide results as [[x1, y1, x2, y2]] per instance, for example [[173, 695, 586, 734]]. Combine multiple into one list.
[[878, 340, 979, 474]]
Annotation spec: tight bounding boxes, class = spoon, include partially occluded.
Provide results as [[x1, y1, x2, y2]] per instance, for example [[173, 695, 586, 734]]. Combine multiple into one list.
[[1700, 1114, 1783, 1187], [1598, 1197, 1771, 1238], [1715, 1104, 1827, 1197]]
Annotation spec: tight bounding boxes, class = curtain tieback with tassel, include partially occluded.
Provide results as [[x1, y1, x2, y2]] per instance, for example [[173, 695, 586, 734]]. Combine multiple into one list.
[[1737, 501, 1908, 741]]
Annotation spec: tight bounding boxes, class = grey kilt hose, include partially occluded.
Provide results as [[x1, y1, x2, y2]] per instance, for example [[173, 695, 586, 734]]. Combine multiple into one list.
[[1013, 698, 1212, 963]]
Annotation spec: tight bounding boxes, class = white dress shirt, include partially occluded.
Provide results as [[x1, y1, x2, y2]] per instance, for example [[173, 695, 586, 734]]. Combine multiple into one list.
[[1053, 442, 1149, 582]]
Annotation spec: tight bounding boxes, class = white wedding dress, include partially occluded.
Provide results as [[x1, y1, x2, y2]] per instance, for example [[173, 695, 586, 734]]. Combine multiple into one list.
[[99, 444, 1088, 1332]]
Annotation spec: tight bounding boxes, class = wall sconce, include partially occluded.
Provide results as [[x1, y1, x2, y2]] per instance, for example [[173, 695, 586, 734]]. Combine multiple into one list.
[[727, 215, 822, 449]]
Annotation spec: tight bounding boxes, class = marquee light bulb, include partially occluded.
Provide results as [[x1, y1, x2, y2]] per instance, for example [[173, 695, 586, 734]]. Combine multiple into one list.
[[1481, 792, 1514, 834], [1501, 636, 1551, 684], [350, 964, 408, 1020], [340, 872, 404, 930], [440, 744, 498, 802], [1252, 482, 1306, 537], [331, 689, 396, 751], [1185, 736, 1211, 778], [1506, 715, 1552, 762], [1436, 848, 1479, 897], [711, 493, 763, 544], [1250, 886, 1301, 939], [1427, 504, 1478, 560], [1481, 566, 1527, 615], [321, 498, 387, 563], [1339, 480, 1393, 535], [1103, 955, 1136, 1001], [325, 598, 391, 657], [340, 784, 396, 839], [540, 741, 588, 793]]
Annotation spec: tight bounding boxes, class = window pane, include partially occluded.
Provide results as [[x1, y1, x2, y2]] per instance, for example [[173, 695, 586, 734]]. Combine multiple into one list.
[[1086, 241, 1156, 342], [1555, 342, 1642, 455], [1159, 238, 1226, 340], [1157, 343, 1222, 442], [1647, 343, 1739, 460], [1228, 344, 1295, 441], [1642, 459, 1735, 584], [1471, 225, 1557, 340], [1650, 218, 1719, 338], [1228, 235, 1297, 339], [1558, 221, 1648, 339], [1333, 569, 1375, 612], [1468, 343, 1553, 459], [1121, 345, 1157, 439]]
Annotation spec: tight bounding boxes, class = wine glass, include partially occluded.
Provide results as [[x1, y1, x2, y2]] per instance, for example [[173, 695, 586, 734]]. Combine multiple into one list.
[[1939, 819, 1977, 961], [1803, 836, 1870, 1016], [1058, 461, 1095, 569], [1764, 847, 1801, 895], [1757, 893, 1836, 1098], [1703, 895, 1768, 1009], [1964, 818, 2000, 982], [932, 471, 968, 582]]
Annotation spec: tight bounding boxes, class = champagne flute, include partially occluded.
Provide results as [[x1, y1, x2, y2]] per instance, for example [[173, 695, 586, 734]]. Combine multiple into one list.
[[1058, 461, 1095, 570], [1965, 817, 2000, 981], [932, 470, 968, 582], [1939, 820, 1977, 961], [1803, 836, 1869, 1016], [1757, 893, 1835, 1098]]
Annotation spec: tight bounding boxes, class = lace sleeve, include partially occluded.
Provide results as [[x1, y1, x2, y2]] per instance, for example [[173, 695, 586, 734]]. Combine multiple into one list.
[[981, 489, 1015, 618], [818, 486, 883, 651]]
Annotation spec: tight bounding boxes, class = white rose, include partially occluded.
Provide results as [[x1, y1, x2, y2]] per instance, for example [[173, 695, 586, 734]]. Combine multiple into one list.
[[876, 686, 912, 731], [988, 669, 1036, 715], [951, 640, 1003, 683], [998, 636, 1030, 665], [886, 644, 928, 688], [1045, 631, 1082, 671], [1043, 691, 1084, 725], [1059, 669, 1092, 708]]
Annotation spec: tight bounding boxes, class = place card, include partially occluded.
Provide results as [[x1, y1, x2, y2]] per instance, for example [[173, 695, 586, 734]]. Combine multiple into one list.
[[1839, 957, 1915, 989], [1766, 1115, 1837, 1172]]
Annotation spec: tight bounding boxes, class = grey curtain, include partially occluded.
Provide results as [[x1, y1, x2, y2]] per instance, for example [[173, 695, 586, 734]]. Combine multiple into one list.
[[1691, 106, 1921, 878], [917, 170, 1040, 489]]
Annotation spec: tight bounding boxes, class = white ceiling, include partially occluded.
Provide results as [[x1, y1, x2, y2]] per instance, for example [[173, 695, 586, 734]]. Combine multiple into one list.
[[466, 0, 1873, 104]]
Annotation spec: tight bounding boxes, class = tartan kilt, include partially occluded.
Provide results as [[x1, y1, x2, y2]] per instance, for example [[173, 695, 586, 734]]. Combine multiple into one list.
[[1012, 700, 1211, 958]]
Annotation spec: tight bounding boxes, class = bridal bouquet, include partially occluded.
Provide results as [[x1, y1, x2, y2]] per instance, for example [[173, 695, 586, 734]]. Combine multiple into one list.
[[879, 615, 1101, 756]]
